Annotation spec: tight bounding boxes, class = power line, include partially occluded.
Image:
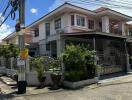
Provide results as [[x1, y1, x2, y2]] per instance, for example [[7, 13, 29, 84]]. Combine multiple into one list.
[[80, 0, 132, 9], [95, 0, 132, 8], [0, 9, 13, 27], [103, 0, 132, 6], [67, 0, 132, 10], [0, 0, 19, 27], [1, 1, 10, 16]]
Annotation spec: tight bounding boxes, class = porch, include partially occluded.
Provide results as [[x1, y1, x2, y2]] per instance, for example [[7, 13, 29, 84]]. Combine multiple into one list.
[[59, 32, 128, 75]]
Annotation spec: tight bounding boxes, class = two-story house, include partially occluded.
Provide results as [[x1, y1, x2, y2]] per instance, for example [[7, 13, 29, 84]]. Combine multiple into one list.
[[27, 3, 132, 75]]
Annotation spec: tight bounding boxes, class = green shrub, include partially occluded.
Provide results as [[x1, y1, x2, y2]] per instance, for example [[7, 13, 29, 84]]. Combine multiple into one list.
[[65, 70, 87, 82], [61, 44, 97, 82], [49, 57, 61, 75], [0, 44, 19, 58]]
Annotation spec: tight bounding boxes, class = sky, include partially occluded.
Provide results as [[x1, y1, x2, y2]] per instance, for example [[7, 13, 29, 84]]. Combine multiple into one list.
[[0, 0, 132, 41]]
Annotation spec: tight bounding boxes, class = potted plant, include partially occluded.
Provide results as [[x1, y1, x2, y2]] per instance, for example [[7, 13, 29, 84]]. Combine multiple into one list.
[[30, 57, 46, 88], [50, 58, 62, 89]]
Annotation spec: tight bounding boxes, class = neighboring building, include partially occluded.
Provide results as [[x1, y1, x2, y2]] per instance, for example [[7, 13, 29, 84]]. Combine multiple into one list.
[[27, 3, 132, 75], [2, 31, 35, 56], [3, 31, 32, 45]]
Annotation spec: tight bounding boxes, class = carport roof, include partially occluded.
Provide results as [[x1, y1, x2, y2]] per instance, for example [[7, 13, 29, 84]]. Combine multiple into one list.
[[61, 31, 127, 39]]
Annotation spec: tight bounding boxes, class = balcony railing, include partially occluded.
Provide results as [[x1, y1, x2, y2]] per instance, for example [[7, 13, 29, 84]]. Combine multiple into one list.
[[96, 28, 122, 35]]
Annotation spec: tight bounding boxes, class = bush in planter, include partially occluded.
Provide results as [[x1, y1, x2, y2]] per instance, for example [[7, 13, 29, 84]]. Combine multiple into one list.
[[30, 57, 46, 88], [65, 70, 86, 82], [61, 44, 97, 82]]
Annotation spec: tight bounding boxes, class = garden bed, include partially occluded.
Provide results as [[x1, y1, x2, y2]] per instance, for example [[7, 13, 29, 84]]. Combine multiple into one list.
[[63, 77, 98, 89]]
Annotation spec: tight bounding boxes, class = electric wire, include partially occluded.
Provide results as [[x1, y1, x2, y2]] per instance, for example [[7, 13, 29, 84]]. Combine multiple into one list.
[[66, 0, 132, 9], [0, 8, 13, 27], [0, 0, 19, 27]]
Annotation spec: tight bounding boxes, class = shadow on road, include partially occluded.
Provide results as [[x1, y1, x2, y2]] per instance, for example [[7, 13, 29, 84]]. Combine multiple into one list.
[[0, 91, 17, 99], [100, 72, 126, 80]]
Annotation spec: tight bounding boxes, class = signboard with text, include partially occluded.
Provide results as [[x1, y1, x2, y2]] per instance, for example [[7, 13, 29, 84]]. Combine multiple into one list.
[[20, 48, 29, 60], [17, 59, 25, 66]]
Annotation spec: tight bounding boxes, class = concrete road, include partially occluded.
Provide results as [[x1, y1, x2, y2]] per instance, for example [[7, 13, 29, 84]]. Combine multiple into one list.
[[1, 74, 132, 100], [23, 82, 132, 100]]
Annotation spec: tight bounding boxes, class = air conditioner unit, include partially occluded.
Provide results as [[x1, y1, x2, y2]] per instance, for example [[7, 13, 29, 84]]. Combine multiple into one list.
[[55, 29, 64, 34]]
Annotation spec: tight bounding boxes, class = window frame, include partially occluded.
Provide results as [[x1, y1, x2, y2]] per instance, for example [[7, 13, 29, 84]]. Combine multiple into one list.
[[34, 28, 39, 37], [76, 15, 86, 27], [71, 15, 75, 26], [54, 18, 61, 30], [88, 19, 94, 29], [46, 43, 50, 51], [45, 23, 50, 37]]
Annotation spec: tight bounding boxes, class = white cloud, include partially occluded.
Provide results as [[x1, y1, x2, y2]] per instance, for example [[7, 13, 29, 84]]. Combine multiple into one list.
[[30, 8, 38, 14], [0, 13, 4, 24], [0, 13, 14, 41], [0, 24, 14, 41]]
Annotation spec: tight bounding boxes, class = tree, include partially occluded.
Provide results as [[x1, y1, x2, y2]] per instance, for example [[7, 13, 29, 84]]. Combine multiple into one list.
[[0, 44, 19, 58]]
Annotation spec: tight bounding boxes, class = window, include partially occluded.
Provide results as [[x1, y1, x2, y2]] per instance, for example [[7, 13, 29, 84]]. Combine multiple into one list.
[[71, 15, 74, 26], [76, 15, 85, 27], [88, 20, 94, 29], [34, 28, 39, 37], [45, 23, 50, 37], [55, 18, 61, 30], [46, 43, 50, 51]]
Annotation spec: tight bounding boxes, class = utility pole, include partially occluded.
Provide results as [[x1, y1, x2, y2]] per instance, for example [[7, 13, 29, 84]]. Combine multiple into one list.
[[19, 0, 25, 49], [16, 0, 27, 94]]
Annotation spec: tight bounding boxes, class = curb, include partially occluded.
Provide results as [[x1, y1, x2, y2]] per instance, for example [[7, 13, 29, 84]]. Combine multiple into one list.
[[0, 76, 16, 86]]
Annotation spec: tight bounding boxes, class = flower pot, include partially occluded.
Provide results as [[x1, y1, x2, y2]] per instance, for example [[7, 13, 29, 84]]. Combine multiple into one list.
[[51, 74, 61, 89], [13, 74, 18, 82], [39, 76, 46, 88]]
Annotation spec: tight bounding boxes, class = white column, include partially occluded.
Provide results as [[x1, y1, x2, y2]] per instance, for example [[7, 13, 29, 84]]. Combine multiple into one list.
[[1, 57, 5, 67], [119, 22, 125, 36], [94, 20, 98, 30], [102, 16, 109, 33], [74, 14, 77, 26], [57, 38, 65, 82], [57, 39, 65, 56]]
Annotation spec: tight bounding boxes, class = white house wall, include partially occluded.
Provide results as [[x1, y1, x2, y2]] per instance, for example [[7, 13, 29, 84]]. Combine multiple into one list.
[[39, 23, 46, 40], [39, 39, 46, 55]]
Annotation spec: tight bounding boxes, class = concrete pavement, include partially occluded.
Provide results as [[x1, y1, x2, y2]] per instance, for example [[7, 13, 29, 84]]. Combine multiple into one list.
[[24, 82, 132, 100], [1, 74, 132, 100]]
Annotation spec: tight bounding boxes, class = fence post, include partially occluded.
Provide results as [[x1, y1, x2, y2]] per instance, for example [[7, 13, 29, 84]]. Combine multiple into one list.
[[1, 57, 5, 67], [26, 58, 30, 72], [11, 57, 14, 70]]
